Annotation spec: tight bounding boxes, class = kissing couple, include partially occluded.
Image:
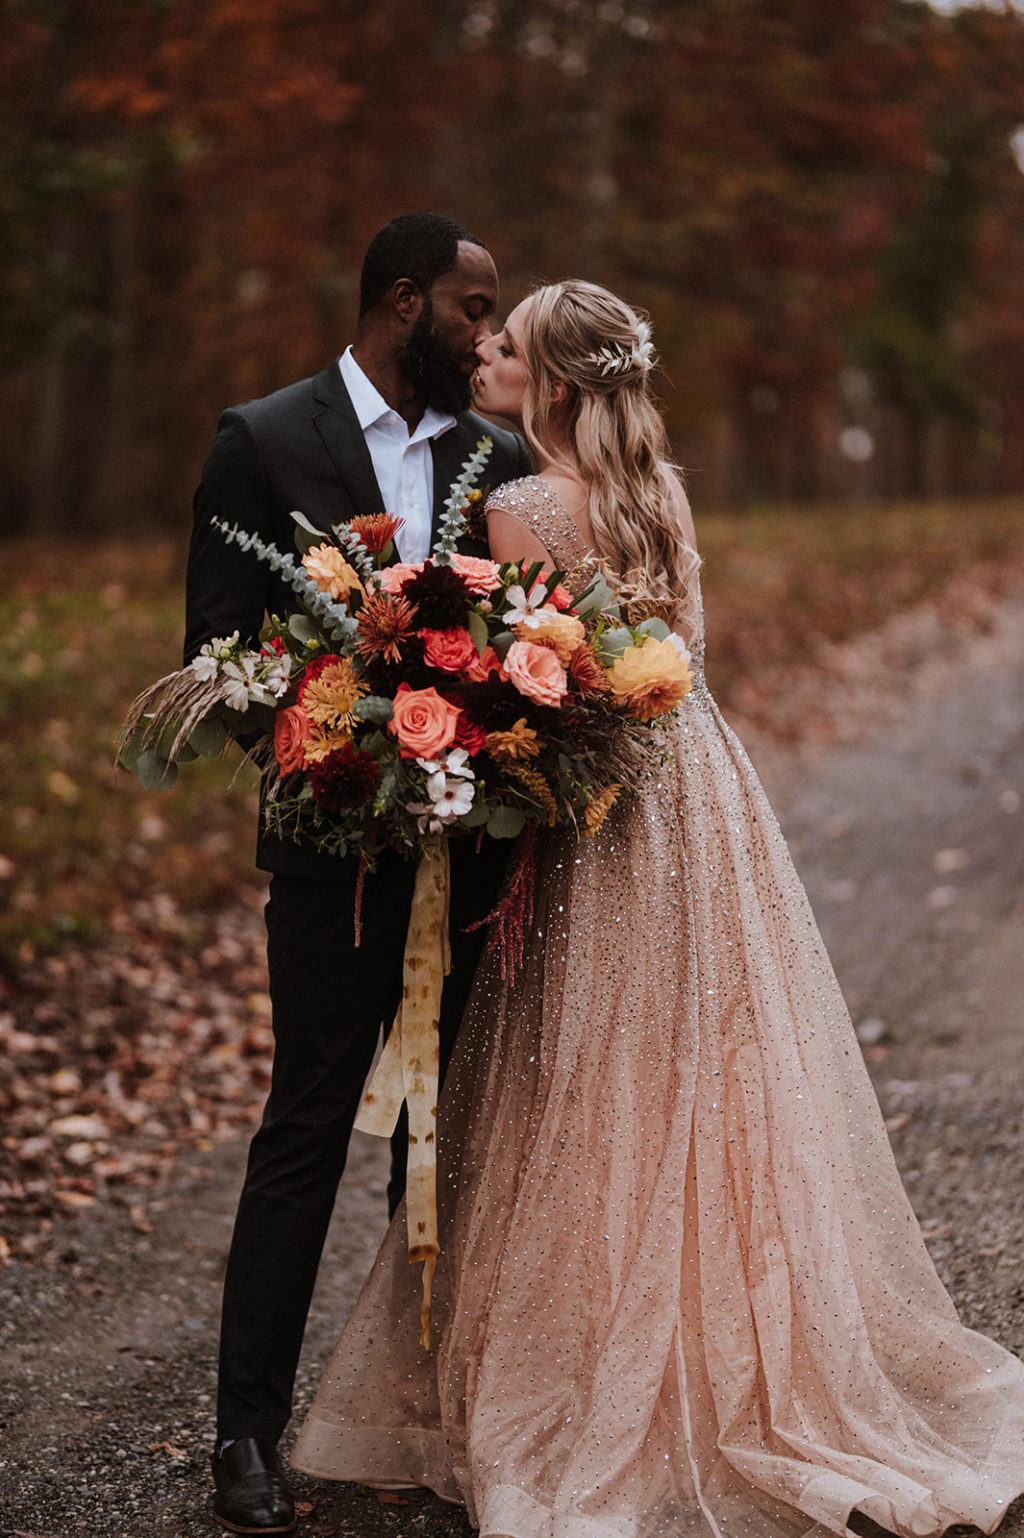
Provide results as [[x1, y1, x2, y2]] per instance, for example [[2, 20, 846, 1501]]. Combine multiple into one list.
[[184, 213, 1024, 1537]]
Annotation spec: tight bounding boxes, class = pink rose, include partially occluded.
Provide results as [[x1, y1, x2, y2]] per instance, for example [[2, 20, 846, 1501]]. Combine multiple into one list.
[[421, 627, 479, 674], [388, 684, 461, 759], [376, 562, 424, 595], [504, 640, 568, 706], [449, 554, 503, 594], [274, 705, 312, 774]]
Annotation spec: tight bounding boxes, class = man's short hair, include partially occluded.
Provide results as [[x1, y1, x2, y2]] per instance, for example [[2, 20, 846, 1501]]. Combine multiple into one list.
[[359, 213, 485, 317]]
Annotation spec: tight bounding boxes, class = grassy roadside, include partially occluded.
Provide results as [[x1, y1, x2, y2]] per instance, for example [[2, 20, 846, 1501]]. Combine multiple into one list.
[[2, 497, 1023, 963]]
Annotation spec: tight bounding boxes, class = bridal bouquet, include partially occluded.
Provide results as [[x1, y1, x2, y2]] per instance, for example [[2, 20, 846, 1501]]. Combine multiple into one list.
[[119, 439, 693, 1345], [119, 440, 694, 863]]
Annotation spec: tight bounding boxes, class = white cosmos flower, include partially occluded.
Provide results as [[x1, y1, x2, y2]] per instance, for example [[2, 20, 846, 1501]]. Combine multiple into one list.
[[261, 658, 292, 698], [501, 584, 544, 628], [425, 774, 475, 820], [667, 633, 692, 662], [220, 661, 252, 712], [191, 653, 220, 682], [406, 800, 445, 835], [416, 747, 475, 780]]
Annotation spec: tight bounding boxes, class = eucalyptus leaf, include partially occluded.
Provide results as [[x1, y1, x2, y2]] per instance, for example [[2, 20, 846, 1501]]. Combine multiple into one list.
[[597, 626, 634, 660], [155, 717, 196, 761], [490, 629, 516, 661], [290, 510, 327, 554], [189, 716, 230, 757], [288, 613, 318, 643], [637, 616, 671, 641], [487, 804, 526, 839], [458, 801, 490, 828], [574, 572, 617, 620], [118, 723, 146, 773], [136, 749, 178, 793], [353, 695, 394, 725], [467, 609, 490, 656]]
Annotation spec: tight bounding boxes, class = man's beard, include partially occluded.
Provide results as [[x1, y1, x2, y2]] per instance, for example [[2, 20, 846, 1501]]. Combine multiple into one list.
[[397, 302, 474, 415]]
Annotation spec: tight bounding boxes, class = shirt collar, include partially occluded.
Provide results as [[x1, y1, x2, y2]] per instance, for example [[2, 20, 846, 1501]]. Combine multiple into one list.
[[339, 348, 456, 442]]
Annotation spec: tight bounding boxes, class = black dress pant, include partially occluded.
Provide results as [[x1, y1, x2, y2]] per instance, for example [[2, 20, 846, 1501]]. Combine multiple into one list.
[[216, 837, 508, 1442]]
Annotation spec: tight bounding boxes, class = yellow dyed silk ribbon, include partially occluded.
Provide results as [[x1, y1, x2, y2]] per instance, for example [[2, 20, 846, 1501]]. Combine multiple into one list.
[[354, 841, 451, 1347]]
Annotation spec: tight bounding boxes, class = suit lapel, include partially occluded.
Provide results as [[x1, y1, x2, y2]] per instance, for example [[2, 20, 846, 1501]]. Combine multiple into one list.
[[311, 364, 386, 521]]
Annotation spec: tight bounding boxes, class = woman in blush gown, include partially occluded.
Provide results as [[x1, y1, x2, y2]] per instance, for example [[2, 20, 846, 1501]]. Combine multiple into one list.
[[291, 281, 1024, 1538]]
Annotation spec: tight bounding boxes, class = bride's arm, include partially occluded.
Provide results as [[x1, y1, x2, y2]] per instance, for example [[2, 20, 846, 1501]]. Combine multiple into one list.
[[486, 508, 553, 569]]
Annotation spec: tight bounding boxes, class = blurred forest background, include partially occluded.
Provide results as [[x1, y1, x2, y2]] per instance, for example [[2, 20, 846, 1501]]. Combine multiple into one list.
[[4, 0, 1024, 1260], [4, 0, 1024, 535]]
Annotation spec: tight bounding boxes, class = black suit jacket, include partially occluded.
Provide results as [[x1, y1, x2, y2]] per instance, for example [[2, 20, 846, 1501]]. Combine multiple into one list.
[[184, 361, 532, 879]]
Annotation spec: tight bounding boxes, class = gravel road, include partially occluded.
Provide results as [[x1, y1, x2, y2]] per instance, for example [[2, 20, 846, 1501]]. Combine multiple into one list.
[[2, 592, 1022, 1538]]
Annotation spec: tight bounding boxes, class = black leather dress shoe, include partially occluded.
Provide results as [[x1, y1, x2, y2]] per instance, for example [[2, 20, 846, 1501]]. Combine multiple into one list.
[[211, 1437, 297, 1534]]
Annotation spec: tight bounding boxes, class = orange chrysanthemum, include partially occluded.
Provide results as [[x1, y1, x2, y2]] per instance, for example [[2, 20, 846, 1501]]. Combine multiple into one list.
[[568, 640, 611, 698], [301, 544, 364, 601], [349, 513, 404, 553], [484, 718, 541, 765], [355, 591, 418, 665]]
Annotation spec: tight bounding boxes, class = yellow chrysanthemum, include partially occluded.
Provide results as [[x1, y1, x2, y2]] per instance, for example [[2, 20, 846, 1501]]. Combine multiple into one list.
[[607, 637, 693, 721], [299, 657, 367, 731], [302, 723, 353, 763], [301, 544, 365, 602], [583, 783, 621, 837], [484, 718, 541, 764], [518, 608, 586, 665]]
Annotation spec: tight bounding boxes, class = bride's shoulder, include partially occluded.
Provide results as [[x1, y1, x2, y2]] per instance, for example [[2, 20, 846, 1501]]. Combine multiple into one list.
[[485, 474, 557, 514], [485, 476, 584, 568]]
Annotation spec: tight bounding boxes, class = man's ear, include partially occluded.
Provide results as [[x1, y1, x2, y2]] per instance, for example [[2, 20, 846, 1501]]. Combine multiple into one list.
[[391, 278, 425, 326]]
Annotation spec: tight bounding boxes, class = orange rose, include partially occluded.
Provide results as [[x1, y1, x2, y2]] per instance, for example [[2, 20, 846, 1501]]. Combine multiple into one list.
[[274, 705, 312, 774], [388, 684, 461, 759], [504, 640, 568, 707], [462, 644, 506, 683], [421, 627, 479, 674]]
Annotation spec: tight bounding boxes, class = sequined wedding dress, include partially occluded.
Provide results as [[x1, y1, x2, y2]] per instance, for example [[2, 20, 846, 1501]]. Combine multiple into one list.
[[293, 478, 1024, 1538]]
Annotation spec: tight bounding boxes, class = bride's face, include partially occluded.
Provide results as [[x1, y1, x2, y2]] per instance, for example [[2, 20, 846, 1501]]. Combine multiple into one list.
[[473, 296, 533, 423]]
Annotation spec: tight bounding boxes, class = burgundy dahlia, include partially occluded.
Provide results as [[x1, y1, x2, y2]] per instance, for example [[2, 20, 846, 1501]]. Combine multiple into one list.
[[400, 562, 471, 628], [308, 741, 380, 812]]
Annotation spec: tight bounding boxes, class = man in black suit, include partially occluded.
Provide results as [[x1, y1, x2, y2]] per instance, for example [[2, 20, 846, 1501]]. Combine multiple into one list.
[[185, 213, 531, 1534]]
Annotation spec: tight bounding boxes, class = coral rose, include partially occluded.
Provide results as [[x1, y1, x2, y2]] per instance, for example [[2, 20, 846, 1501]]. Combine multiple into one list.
[[274, 705, 311, 774], [462, 644, 506, 683], [522, 608, 586, 665], [607, 636, 693, 720], [449, 553, 503, 594], [388, 684, 461, 759], [421, 627, 479, 674], [504, 640, 568, 707]]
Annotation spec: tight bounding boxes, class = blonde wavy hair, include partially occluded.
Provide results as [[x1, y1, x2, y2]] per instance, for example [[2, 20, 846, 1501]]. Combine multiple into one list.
[[520, 279, 700, 638]]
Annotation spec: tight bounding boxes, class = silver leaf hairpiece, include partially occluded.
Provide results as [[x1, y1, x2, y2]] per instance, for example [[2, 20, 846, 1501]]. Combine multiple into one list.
[[585, 320, 655, 377]]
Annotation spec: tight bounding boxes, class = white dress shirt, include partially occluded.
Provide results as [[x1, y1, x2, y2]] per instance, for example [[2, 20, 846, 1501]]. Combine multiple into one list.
[[338, 348, 456, 564]]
